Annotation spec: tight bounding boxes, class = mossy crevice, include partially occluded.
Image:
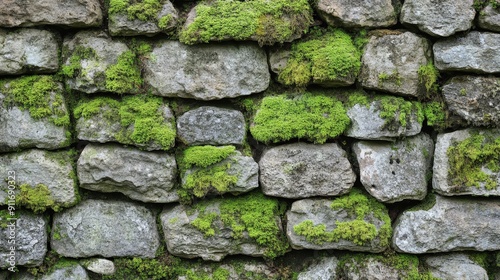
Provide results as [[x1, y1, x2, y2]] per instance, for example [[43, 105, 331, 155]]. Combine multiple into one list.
[[418, 62, 440, 95], [109, 0, 173, 30], [15, 184, 58, 213]]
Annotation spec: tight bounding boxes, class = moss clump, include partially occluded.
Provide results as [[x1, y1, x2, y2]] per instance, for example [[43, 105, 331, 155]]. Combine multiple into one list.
[[293, 189, 392, 247], [15, 184, 58, 213], [250, 93, 350, 144], [190, 192, 289, 259], [423, 101, 447, 128], [105, 50, 143, 94], [179, 0, 312, 45], [104, 257, 182, 280], [0, 210, 18, 229], [278, 28, 361, 87], [418, 62, 440, 94], [109, 0, 162, 21], [447, 132, 500, 190], [0, 76, 70, 127], [378, 71, 402, 87], [180, 146, 236, 169], [60, 46, 97, 79]]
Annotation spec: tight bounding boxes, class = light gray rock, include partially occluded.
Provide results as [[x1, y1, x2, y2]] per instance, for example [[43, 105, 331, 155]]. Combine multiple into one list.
[[393, 194, 500, 253], [177, 107, 246, 146], [0, 212, 47, 268], [51, 199, 160, 258], [434, 31, 500, 73], [432, 128, 500, 196], [400, 0, 475, 37], [0, 0, 102, 27], [442, 76, 500, 127], [423, 253, 488, 280], [0, 28, 59, 75], [353, 133, 434, 203], [340, 256, 411, 280], [77, 143, 178, 203], [0, 149, 78, 210], [144, 40, 270, 100], [259, 143, 355, 198], [81, 258, 115, 275], [359, 31, 432, 97], [41, 264, 89, 280], [297, 256, 338, 280], [316, 0, 398, 28], [479, 4, 500, 32], [268, 48, 291, 74]]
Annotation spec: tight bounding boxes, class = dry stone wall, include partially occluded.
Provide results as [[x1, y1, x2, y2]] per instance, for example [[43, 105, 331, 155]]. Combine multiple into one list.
[[0, 0, 500, 279]]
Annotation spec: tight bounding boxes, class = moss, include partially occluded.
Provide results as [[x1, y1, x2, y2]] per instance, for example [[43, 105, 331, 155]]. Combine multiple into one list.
[[278, 28, 361, 87], [379, 95, 424, 130], [109, 0, 165, 22], [423, 101, 447, 128], [250, 93, 350, 144], [447, 132, 500, 190], [60, 46, 97, 79], [0, 75, 70, 127], [180, 146, 236, 169], [418, 62, 440, 94], [407, 193, 436, 212], [158, 14, 172, 30], [105, 50, 143, 94], [0, 210, 18, 229], [378, 71, 402, 87], [15, 184, 58, 213], [179, 0, 312, 45], [184, 164, 238, 198], [104, 257, 183, 280]]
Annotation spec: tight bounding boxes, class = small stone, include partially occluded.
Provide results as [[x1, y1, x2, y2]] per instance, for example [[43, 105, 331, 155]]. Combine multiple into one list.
[[81, 258, 115, 275], [479, 4, 500, 32], [316, 0, 398, 28], [423, 253, 488, 280], [297, 256, 338, 280]]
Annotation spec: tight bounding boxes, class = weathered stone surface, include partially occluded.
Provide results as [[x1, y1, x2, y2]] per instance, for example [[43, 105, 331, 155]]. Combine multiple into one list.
[[81, 258, 115, 275], [177, 107, 246, 146], [268, 48, 291, 74], [0, 149, 78, 210], [423, 253, 488, 280], [51, 200, 160, 258], [479, 4, 500, 32], [434, 31, 500, 73], [42, 264, 89, 280], [0, 212, 47, 268], [400, 0, 475, 37], [433, 128, 500, 196], [0, 29, 59, 75], [316, 0, 398, 28], [359, 31, 432, 97], [77, 143, 178, 203], [442, 76, 500, 127], [178, 260, 280, 280], [259, 143, 355, 198], [109, 1, 178, 36], [340, 256, 409, 280], [393, 194, 500, 253], [353, 133, 434, 203], [297, 256, 338, 280], [143, 40, 270, 100], [0, 0, 102, 27]]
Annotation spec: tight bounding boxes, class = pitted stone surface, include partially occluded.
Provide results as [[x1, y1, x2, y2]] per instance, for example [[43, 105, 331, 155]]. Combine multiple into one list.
[[316, 0, 398, 28]]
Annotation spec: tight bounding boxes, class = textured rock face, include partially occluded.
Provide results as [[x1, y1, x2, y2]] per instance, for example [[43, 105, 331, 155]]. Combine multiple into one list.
[[340, 257, 405, 280], [423, 253, 488, 280], [0, 29, 59, 75], [81, 258, 115, 275], [40, 264, 89, 280], [434, 32, 500, 73], [297, 256, 338, 280], [177, 107, 246, 146], [77, 143, 178, 203], [442, 76, 500, 127], [359, 31, 432, 97], [0, 212, 47, 268], [432, 129, 500, 196], [400, 0, 475, 37], [393, 195, 500, 253], [180, 261, 281, 280], [143, 41, 270, 100], [0, 0, 102, 27], [353, 133, 434, 203], [316, 0, 397, 28], [479, 4, 500, 32], [259, 143, 355, 198], [51, 200, 160, 258]]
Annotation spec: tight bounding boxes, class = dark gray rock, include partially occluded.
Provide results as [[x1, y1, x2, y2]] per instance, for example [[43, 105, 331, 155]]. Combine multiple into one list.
[[316, 0, 398, 28], [297, 256, 338, 280], [479, 4, 500, 32], [423, 253, 488, 280]]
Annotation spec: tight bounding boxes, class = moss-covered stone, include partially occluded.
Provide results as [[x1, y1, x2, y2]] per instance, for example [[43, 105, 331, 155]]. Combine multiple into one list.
[[104, 50, 143, 94], [423, 101, 447, 129], [15, 184, 58, 213], [418, 62, 440, 94]]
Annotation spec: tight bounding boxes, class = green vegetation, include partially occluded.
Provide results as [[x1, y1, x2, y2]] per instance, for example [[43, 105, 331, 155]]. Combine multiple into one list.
[[109, 0, 175, 30], [105, 50, 143, 94], [278, 28, 361, 87], [423, 101, 447, 129], [474, 0, 500, 11], [15, 184, 58, 213], [103, 257, 181, 280], [293, 189, 392, 247], [418, 62, 440, 94], [0, 210, 18, 229], [27, 251, 80, 277], [447, 132, 500, 190], [60, 46, 97, 79], [179, 0, 312, 45], [250, 93, 350, 144], [378, 71, 402, 87], [0, 76, 70, 127], [180, 146, 236, 169]]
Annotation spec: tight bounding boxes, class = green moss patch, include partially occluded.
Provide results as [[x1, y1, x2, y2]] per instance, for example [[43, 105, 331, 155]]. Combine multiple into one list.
[[109, 0, 168, 27], [179, 0, 312, 45], [15, 184, 58, 213], [423, 101, 447, 129], [250, 93, 350, 144], [180, 146, 236, 169], [418, 62, 440, 95], [105, 50, 143, 94], [278, 28, 361, 87]]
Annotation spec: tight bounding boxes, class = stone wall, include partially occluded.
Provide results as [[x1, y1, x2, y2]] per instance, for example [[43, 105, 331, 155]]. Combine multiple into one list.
[[0, 0, 500, 279]]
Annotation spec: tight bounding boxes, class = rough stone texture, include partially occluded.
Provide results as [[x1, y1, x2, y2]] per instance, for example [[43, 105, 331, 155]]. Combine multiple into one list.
[[179, 261, 280, 280], [177, 106, 246, 146], [259, 143, 355, 198], [0, 28, 59, 75], [62, 31, 131, 93], [144, 40, 270, 100], [353, 133, 434, 203], [297, 256, 338, 280], [81, 258, 115, 275], [41, 264, 89, 280], [0, 0, 102, 27], [432, 128, 500, 196], [77, 143, 178, 203], [268, 48, 291, 74], [0, 82, 71, 152], [442, 76, 500, 127], [423, 253, 488, 280], [359, 31, 432, 97], [0, 149, 78, 208], [434, 31, 500, 74], [400, 0, 475, 37], [479, 4, 500, 32], [0, 213, 47, 268], [340, 257, 405, 280], [392, 194, 500, 253], [316, 0, 397, 28], [109, 1, 178, 36], [51, 199, 160, 258]]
